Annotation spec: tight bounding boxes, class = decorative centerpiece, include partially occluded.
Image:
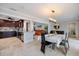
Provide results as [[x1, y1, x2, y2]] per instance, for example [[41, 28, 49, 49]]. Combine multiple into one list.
[[54, 24, 60, 30], [53, 24, 60, 34]]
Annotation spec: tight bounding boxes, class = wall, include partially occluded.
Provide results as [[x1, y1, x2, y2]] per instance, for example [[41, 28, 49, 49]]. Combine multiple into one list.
[[48, 21, 66, 33], [48, 19, 79, 38], [76, 21, 79, 38], [24, 32, 33, 43], [48, 21, 55, 33], [58, 21, 68, 33], [58, 20, 79, 38]]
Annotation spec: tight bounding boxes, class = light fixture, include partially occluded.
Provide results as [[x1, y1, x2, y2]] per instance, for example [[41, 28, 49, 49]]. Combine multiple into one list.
[[49, 10, 56, 22], [49, 18, 56, 22]]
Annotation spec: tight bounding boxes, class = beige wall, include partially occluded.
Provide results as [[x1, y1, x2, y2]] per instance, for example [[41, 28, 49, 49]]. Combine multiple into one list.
[[77, 21, 79, 38], [58, 20, 79, 38]]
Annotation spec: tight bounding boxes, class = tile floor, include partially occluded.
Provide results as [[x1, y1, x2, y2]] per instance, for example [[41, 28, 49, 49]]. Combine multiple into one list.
[[0, 37, 79, 56]]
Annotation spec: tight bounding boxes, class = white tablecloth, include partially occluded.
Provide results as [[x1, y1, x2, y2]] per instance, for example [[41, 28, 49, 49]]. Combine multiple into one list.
[[45, 34, 65, 47]]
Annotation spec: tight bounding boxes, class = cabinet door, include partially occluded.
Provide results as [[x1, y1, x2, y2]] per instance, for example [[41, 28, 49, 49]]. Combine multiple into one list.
[[0, 32, 3, 38]]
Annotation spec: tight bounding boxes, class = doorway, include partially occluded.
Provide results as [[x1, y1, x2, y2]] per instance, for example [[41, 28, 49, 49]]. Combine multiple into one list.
[[68, 23, 76, 38]]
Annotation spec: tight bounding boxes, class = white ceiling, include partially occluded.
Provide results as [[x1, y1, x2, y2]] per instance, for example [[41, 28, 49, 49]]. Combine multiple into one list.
[[0, 3, 79, 22]]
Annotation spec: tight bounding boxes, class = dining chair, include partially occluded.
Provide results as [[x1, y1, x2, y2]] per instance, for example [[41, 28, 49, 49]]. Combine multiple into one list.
[[40, 32, 52, 54], [59, 33, 69, 55]]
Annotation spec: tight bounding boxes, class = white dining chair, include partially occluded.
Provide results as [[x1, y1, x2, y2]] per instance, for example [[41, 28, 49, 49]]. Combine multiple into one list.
[[59, 33, 69, 55]]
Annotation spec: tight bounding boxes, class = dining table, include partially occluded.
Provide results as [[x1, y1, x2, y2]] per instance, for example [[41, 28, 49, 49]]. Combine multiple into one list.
[[45, 34, 65, 47]]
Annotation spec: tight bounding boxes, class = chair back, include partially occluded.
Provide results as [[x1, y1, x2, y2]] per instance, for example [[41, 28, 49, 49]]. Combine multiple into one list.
[[65, 33, 68, 41], [41, 32, 45, 43]]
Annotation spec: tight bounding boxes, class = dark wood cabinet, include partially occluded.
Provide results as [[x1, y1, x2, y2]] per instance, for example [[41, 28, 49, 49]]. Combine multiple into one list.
[[0, 19, 23, 27], [0, 31, 16, 38], [0, 19, 24, 39]]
